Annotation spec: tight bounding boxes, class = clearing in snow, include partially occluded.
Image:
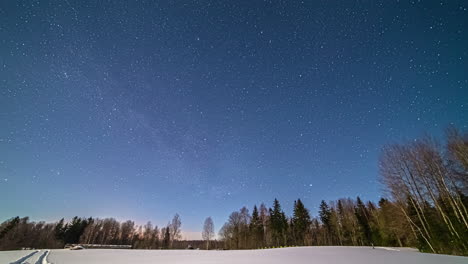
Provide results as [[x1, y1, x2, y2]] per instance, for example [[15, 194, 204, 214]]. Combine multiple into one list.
[[1, 247, 467, 264]]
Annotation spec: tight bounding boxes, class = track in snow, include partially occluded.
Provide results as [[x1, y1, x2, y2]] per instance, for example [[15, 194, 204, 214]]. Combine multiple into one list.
[[9, 250, 50, 264]]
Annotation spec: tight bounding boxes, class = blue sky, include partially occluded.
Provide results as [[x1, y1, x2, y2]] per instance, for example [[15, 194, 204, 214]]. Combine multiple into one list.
[[1, 1, 467, 237]]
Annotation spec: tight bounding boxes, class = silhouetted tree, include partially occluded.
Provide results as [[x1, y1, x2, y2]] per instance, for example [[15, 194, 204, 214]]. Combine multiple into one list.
[[292, 199, 311, 246], [202, 217, 214, 249], [269, 199, 288, 247]]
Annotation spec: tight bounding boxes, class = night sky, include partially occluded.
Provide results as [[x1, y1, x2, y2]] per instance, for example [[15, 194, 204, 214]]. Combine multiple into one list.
[[1, 1, 467, 238]]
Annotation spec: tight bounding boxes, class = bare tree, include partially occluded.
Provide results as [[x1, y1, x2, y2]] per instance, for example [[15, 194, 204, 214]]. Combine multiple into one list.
[[120, 220, 135, 245], [380, 144, 436, 253], [169, 214, 181, 248], [259, 203, 270, 246], [202, 217, 215, 249], [380, 130, 468, 254]]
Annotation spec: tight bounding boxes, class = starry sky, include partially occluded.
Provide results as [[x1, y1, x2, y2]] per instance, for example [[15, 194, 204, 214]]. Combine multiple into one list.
[[1, 1, 467, 238]]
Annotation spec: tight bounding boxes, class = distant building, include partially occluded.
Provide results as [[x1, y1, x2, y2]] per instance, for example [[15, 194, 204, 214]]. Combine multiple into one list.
[[64, 244, 132, 249]]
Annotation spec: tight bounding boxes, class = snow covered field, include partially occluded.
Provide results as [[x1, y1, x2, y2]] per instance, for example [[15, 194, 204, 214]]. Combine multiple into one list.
[[2, 249, 49, 264], [2, 247, 467, 264]]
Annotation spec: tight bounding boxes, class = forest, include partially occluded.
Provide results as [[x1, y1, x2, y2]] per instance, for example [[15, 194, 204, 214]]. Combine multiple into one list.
[[0, 128, 466, 255]]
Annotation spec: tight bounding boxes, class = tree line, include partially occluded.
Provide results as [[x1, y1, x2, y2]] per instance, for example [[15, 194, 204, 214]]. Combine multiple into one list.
[[219, 196, 416, 248], [0, 127, 466, 255], [219, 127, 467, 256], [0, 214, 186, 250]]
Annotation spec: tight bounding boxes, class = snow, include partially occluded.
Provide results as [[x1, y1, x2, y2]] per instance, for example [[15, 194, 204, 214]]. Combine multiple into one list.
[[1, 247, 467, 264], [0, 249, 36, 263], [0, 249, 51, 264]]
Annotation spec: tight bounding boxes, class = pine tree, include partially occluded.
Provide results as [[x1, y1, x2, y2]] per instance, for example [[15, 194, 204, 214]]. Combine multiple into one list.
[[292, 199, 311, 246], [355, 197, 372, 245], [319, 200, 332, 244], [250, 205, 263, 248], [0, 217, 20, 240], [54, 218, 65, 241], [162, 226, 170, 249], [269, 199, 288, 247]]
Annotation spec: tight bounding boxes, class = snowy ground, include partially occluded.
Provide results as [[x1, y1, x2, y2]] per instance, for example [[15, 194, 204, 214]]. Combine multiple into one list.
[[1, 247, 467, 264], [2, 249, 49, 264]]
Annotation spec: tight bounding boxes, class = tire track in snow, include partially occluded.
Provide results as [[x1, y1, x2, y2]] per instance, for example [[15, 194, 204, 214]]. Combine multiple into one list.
[[37, 250, 51, 264], [9, 250, 39, 264], [9, 250, 51, 264]]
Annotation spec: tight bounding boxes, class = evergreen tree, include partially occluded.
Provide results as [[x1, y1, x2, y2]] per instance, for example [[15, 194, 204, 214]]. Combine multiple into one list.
[[249, 205, 263, 248], [292, 199, 311, 246], [355, 197, 372, 245], [269, 199, 288, 247], [0, 217, 20, 240], [319, 200, 331, 227], [54, 218, 65, 241], [319, 200, 331, 244], [162, 226, 170, 249]]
